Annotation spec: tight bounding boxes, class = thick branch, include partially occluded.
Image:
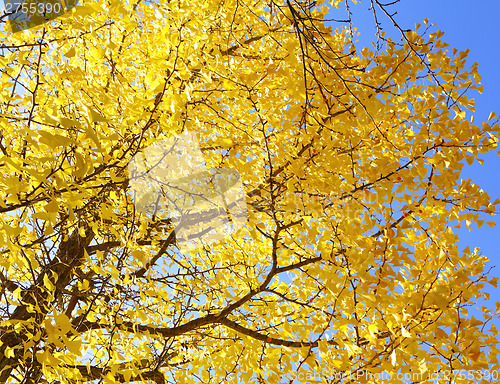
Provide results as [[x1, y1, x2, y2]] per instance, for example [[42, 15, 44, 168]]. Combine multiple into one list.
[[219, 317, 338, 347], [0, 226, 95, 382]]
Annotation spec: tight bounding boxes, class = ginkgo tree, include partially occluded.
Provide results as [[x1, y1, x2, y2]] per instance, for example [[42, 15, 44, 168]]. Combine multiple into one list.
[[0, 0, 499, 383]]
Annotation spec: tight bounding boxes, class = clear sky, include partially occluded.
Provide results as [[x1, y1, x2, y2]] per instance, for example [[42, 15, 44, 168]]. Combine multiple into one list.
[[331, 0, 500, 304]]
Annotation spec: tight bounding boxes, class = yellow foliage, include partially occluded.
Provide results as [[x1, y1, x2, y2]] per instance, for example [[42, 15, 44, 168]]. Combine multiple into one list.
[[0, 0, 497, 383]]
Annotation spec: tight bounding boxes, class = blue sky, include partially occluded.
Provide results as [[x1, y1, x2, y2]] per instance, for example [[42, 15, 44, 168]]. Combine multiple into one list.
[[388, 0, 500, 305], [330, 0, 500, 303]]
